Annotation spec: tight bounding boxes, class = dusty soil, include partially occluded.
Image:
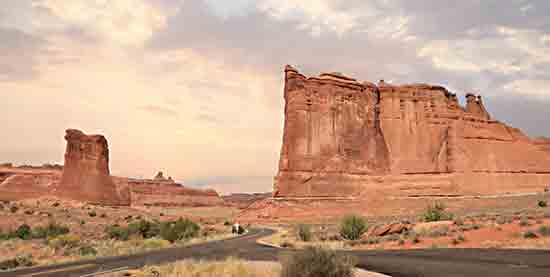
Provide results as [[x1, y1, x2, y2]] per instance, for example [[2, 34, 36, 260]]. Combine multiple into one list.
[[0, 197, 239, 267]]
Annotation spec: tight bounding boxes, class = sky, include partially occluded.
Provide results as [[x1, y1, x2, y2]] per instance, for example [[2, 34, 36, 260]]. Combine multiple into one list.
[[1, 0, 549, 195]]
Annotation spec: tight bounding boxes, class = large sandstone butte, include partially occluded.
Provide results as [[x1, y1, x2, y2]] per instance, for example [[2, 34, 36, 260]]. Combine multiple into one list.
[[57, 129, 130, 205], [275, 65, 550, 198]]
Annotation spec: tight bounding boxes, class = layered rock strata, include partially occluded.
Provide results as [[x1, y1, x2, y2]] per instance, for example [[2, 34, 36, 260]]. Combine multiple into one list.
[[275, 65, 550, 198], [57, 129, 130, 205]]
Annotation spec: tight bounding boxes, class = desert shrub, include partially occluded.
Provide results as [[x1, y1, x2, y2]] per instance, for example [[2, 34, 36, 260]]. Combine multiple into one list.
[[48, 234, 81, 249], [223, 220, 232, 226], [78, 245, 98, 256], [281, 246, 355, 277], [411, 234, 421, 244], [105, 225, 130, 241], [537, 226, 550, 237], [52, 202, 60, 207], [10, 206, 19, 213], [128, 219, 160, 239], [0, 255, 35, 270], [538, 200, 548, 208], [88, 211, 97, 217], [15, 224, 32, 240], [32, 222, 70, 239], [159, 213, 165, 217], [398, 239, 405, 245], [160, 218, 200, 243], [296, 224, 312, 242], [339, 214, 368, 241], [0, 230, 8, 240], [100, 213, 107, 218], [423, 203, 453, 222], [523, 231, 538, 239]]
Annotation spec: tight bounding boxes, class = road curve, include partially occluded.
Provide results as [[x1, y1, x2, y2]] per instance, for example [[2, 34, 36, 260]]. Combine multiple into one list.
[[2, 228, 550, 277]]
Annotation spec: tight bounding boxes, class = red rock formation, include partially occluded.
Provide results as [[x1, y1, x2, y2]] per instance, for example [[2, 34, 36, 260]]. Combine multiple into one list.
[[275, 66, 550, 198], [0, 165, 61, 201], [114, 173, 224, 207], [57, 129, 130, 205]]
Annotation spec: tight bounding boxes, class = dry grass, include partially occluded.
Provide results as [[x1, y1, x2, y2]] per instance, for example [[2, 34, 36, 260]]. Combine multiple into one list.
[[104, 258, 280, 277]]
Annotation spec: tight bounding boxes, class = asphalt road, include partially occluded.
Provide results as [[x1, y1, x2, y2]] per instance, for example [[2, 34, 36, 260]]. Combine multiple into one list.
[[2, 228, 550, 277]]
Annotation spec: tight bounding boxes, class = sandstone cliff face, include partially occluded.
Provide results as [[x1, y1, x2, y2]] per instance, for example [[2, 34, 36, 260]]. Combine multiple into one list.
[[275, 66, 550, 198], [57, 129, 130, 205], [0, 165, 61, 201]]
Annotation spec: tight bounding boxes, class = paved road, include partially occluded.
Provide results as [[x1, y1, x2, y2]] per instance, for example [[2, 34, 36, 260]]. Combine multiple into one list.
[[2, 228, 550, 277]]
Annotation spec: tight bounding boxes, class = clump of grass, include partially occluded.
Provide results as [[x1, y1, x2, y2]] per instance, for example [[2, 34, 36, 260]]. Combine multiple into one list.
[[339, 214, 368, 241], [0, 255, 35, 270], [296, 224, 312, 242], [32, 222, 70, 239], [141, 258, 274, 277], [422, 203, 453, 222], [78, 245, 98, 257], [48, 234, 81, 249], [281, 246, 356, 277]]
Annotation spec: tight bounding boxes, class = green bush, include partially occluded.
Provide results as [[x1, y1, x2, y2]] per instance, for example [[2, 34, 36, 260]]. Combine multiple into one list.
[[0, 255, 35, 270], [281, 246, 356, 277], [423, 203, 453, 222], [523, 231, 538, 239], [296, 224, 312, 242], [160, 218, 200, 242], [538, 200, 548, 208], [339, 215, 368, 241], [128, 219, 160, 239], [32, 222, 70, 239], [105, 225, 130, 241], [78, 245, 98, 256], [538, 226, 550, 237], [15, 224, 32, 240]]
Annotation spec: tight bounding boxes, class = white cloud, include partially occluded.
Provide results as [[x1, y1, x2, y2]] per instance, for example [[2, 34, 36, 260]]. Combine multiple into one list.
[[33, 0, 170, 46], [257, 0, 410, 39], [503, 79, 550, 98], [418, 26, 550, 74]]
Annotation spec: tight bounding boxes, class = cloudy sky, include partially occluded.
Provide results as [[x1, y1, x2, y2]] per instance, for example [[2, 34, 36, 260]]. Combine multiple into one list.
[[1, 0, 549, 194]]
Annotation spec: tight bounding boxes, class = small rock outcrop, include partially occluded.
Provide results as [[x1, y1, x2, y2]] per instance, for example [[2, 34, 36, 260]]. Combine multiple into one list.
[[57, 129, 130, 205]]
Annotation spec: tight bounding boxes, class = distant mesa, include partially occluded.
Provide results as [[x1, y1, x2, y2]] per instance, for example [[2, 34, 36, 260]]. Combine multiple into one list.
[[0, 129, 224, 207], [275, 65, 550, 198]]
